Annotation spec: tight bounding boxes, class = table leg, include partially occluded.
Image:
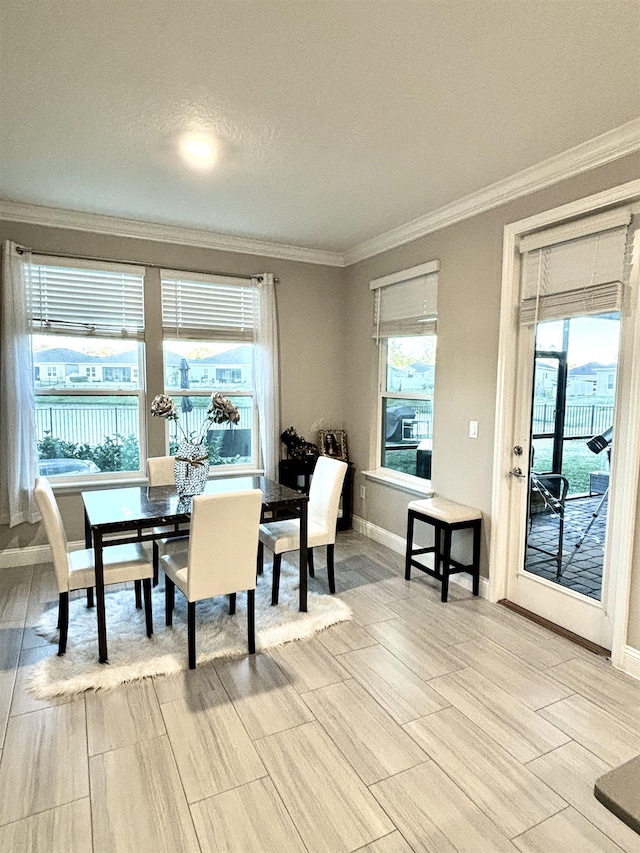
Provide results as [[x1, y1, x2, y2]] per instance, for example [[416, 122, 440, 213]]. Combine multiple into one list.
[[94, 529, 109, 664], [84, 508, 92, 549], [299, 499, 308, 612]]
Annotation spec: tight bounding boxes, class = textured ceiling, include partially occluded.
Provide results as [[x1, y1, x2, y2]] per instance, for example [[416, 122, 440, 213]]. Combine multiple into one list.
[[1, 0, 639, 254]]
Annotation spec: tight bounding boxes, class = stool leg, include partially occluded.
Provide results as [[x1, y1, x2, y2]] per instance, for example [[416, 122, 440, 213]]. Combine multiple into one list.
[[405, 512, 415, 580], [472, 521, 481, 597], [441, 526, 452, 603], [434, 528, 442, 579]]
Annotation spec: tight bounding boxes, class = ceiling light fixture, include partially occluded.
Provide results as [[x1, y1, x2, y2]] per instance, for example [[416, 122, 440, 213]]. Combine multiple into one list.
[[179, 132, 218, 170]]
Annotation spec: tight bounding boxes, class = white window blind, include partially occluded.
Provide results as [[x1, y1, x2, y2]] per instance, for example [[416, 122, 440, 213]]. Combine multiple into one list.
[[30, 257, 145, 338], [370, 261, 439, 339], [161, 270, 256, 341], [519, 209, 631, 325]]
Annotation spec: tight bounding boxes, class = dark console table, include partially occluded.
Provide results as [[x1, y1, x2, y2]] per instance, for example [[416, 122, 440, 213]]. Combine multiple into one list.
[[279, 457, 353, 530]]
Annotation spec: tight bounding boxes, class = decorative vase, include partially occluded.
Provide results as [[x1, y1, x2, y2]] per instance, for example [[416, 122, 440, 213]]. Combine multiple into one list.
[[174, 441, 209, 496]]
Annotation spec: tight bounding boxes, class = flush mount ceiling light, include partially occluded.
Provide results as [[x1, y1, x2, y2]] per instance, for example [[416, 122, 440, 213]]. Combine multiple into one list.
[[179, 132, 218, 170]]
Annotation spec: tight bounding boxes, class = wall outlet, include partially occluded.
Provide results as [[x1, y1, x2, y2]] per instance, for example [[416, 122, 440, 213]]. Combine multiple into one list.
[[469, 420, 479, 439], [360, 485, 366, 500]]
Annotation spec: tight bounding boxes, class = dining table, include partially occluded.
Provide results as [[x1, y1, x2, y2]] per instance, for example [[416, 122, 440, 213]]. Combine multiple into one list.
[[81, 475, 309, 663]]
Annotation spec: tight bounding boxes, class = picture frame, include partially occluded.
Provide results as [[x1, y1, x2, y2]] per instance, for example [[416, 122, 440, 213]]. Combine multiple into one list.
[[318, 429, 348, 461]]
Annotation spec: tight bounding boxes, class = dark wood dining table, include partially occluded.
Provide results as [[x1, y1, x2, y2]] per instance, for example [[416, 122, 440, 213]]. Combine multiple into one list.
[[82, 475, 309, 663]]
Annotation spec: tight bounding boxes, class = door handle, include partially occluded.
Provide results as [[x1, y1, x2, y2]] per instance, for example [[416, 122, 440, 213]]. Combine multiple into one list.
[[509, 467, 526, 478]]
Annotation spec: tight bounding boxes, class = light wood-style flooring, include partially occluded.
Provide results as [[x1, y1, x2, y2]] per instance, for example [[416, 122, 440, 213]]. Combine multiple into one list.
[[1, 531, 640, 852]]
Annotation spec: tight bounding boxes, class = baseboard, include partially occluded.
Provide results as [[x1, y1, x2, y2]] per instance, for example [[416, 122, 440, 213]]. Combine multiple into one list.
[[351, 514, 489, 598], [0, 539, 86, 569], [352, 514, 406, 554], [621, 645, 640, 682]]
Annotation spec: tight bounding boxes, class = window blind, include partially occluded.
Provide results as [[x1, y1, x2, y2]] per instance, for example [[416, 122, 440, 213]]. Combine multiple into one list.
[[370, 261, 439, 339], [519, 209, 631, 325], [161, 270, 256, 341], [30, 257, 145, 338]]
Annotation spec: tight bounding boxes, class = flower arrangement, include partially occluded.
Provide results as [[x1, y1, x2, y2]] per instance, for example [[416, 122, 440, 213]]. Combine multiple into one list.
[[150, 392, 240, 445]]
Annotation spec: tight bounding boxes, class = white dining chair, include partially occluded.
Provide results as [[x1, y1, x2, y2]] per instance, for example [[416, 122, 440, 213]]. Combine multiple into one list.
[[147, 455, 189, 585], [258, 456, 347, 605], [160, 488, 263, 669], [147, 455, 177, 486], [34, 477, 154, 655]]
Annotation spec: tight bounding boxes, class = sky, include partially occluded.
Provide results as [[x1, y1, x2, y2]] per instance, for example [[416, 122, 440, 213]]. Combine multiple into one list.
[[536, 316, 620, 367]]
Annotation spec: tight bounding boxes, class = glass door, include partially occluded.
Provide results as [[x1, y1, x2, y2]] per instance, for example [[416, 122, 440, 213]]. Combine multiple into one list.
[[524, 315, 619, 602]]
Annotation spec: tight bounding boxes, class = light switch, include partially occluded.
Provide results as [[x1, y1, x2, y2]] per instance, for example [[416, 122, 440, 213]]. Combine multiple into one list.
[[469, 420, 479, 439]]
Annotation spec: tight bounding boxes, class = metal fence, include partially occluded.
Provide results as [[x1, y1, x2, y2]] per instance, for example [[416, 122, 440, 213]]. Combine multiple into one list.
[[532, 403, 614, 437], [36, 405, 139, 446], [35, 403, 253, 446]]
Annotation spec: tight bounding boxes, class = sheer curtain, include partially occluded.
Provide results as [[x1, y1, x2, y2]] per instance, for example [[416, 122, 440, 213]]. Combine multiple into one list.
[[252, 274, 280, 480], [0, 242, 40, 526]]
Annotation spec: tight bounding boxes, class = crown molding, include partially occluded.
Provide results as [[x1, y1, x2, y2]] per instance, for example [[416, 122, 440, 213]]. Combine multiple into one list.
[[343, 118, 640, 266], [0, 200, 345, 268]]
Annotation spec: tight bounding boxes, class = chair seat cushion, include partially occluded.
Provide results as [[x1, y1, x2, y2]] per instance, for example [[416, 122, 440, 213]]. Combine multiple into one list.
[[159, 551, 190, 597], [259, 519, 331, 554], [67, 542, 153, 591], [156, 533, 190, 560], [408, 497, 482, 524]]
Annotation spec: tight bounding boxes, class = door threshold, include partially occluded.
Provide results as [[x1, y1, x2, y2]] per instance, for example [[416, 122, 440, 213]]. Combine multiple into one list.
[[498, 599, 610, 657]]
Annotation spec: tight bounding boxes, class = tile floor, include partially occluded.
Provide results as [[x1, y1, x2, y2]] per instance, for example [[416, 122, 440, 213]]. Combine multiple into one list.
[[1, 531, 640, 851], [526, 494, 607, 600]]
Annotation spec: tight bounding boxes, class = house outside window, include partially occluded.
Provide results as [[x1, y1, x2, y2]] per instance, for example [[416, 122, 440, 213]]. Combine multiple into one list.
[[30, 258, 146, 479], [161, 271, 258, 470], [215, 367, 242, 384], [371, 261, 439, 481]]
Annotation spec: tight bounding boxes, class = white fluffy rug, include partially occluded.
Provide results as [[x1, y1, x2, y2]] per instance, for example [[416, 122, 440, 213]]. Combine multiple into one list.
[[28, 560, 352, 699]]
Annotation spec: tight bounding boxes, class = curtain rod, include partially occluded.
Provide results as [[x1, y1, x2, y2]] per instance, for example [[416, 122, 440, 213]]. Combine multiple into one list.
[[14, 245, 278, 282]]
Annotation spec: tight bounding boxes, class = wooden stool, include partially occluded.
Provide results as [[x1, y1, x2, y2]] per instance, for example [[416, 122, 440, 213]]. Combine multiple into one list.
[[405, 497, 482, 602]]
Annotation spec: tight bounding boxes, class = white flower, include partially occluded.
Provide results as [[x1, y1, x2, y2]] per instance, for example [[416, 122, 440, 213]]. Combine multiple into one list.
[[150, 392, 240, 444], [208, 392, 240, 425], [150, 394, 176, 419]]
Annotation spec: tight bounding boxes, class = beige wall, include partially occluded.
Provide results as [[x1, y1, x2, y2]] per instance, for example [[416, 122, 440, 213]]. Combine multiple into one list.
[[343, 152, 640, 641], [0, 220, 345, 549]]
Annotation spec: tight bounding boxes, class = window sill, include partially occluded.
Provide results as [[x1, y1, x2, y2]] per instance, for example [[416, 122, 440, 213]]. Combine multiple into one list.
[[50, 475, 148, 495], [362, 468, 434, 497], [50, 467, 265, 495]]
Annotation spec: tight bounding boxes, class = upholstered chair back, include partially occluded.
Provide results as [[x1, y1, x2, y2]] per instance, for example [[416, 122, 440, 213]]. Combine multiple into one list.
[[147, 456, 176, 487], [186, 489, 263, 601], [34, 477, 70, 592], [308, 457, 348, 534]]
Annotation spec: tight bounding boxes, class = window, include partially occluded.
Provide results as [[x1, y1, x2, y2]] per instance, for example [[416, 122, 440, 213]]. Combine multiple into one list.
[[161, 271, 258, 469], [30, 258, 146, 479], [371, 261, 438, 480]]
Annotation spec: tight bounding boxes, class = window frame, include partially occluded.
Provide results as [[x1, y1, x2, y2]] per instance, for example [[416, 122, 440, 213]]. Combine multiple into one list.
[[370, 260, 438, 487], [376, 335, 436, 485], [33, 339, 147, 484], [26, 257, 267, 486], [160, 266, 260, 473]]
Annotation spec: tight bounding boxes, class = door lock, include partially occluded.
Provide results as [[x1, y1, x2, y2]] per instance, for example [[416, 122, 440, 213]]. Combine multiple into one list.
[[513, 446, 524, 456]]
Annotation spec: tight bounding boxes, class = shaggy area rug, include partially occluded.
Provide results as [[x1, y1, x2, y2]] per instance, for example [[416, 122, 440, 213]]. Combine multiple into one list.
[[28, 560, 352, 699]]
